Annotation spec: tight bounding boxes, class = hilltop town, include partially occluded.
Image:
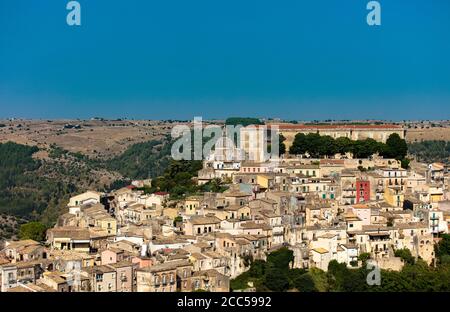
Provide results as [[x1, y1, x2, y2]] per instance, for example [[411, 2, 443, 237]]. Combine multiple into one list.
[[1, 122, 450, 292]]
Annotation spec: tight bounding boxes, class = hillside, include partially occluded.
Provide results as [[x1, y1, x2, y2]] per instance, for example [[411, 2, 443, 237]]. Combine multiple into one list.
[[0, 136, 176, 237]]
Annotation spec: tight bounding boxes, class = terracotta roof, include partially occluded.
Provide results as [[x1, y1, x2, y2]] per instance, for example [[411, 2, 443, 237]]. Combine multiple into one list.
[[190, 216, 221, 225], [137, 259, 191, 273], [270, 124, 403, 130], [47, 227, 90, 240]]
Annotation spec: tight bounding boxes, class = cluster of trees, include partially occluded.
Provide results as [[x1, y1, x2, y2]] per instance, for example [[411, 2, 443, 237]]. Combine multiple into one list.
[[225, 117, 263, 127], [231, 247, 300, 291], [408, 140, 450, 164], [231, 237, 450, 292], [141, 160, 228, 199], [18, 221, 48, 242], [289, 133, 408, 165], [0, 142, 77, 226], [106, 137, 173, 180]]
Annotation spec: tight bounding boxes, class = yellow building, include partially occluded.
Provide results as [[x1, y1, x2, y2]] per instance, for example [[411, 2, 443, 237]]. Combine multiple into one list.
[[93, 216, 117, 236], [47, 227, 91, 253], [163, 207, 180, 220], [256, 175, 270, 189], [384, 186, 404, 208], [184, 196, 202, 216]]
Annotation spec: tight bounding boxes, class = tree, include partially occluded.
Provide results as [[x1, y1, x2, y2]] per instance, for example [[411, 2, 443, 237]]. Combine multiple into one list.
[[173, 216, 183, 226], [266, 247, 293, 271], [401, 158, 411, 169], [293, 273, 316, 292], [384, 133, 408, 159], [278, 134, 286, 155], [264, 265, 290, 291], [318, 135, 336, 157], [352, 139, 380, 158], [225, 117, 263, 127], [18, 222, 47, 242], [335, 137, 353, 155], [248, 260, 266, 277], [304, 133, 322, 158], [358, 252, 371, 264], [394, 248, 415, 265], [289, 133, 308, 155], [436, 234, 450, 260]]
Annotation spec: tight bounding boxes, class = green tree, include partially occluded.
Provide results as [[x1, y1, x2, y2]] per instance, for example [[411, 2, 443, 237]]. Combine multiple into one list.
[[401, 158, 411, 169], [264, 265, 290, 291], [395, 248, 415, 265], [18, 221, 47, 241], [436, 234, 450, 260], [335, 137, 353, 155], [278, 134, 286, 155], [293, 273, 316, 292], [384, 133, 408, 159], [358, 252, 371, 264], [266, 247, 294, 271], [318, 135, 336, 157], [173, 216, 183, 226], [225, 117, 263, 127], [289, 133, 308, 155]]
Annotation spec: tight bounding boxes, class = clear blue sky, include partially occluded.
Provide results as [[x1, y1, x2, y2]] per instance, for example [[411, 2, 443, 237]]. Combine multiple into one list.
[[1, 0, 449, 120]]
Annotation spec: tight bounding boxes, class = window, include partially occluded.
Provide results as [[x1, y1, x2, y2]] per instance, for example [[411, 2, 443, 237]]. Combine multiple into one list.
[[96, 274, 103, 282]]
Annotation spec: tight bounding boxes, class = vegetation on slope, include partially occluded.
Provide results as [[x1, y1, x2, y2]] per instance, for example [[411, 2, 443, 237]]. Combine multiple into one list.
[[0, 142, 78, 231], [105, 137, 173, 180], [231, 237, 450, 292], [408, 140, 450, 164], [0, 134, 227, 232]]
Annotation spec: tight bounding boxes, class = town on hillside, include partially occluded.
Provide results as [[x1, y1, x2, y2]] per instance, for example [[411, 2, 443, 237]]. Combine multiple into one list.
[[1, 123, 450, 293]]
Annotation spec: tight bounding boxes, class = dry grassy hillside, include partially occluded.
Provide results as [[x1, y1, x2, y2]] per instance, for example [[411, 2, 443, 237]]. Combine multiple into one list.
[[406, 127, 450, 142], [0, 119, 182, 158]]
